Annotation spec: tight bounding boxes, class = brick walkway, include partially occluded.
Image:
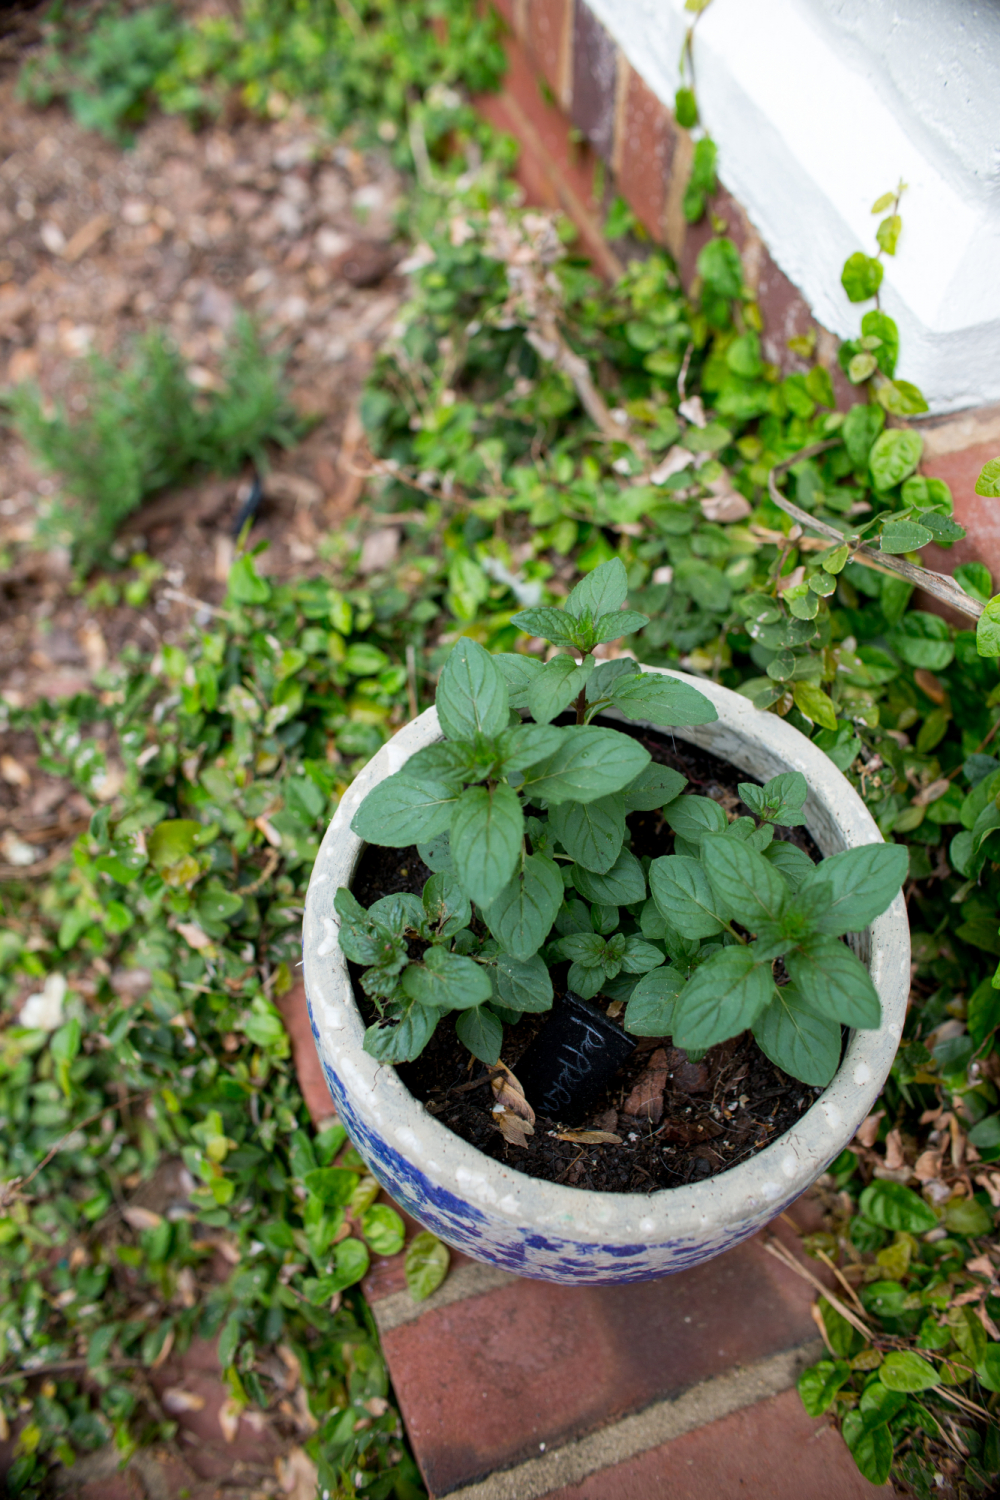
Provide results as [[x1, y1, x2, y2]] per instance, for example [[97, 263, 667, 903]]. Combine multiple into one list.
[[360, 1213, 888, 1500], [285, 983, 890, 1499]]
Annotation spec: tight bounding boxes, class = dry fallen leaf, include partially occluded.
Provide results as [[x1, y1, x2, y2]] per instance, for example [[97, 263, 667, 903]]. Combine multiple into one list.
[[218, 1397, 243, 1443], [276, 1446, 319, 1500], [77, 620, 108, 674], [494, 1106, 534, 1145], [554, 1129, 622, 1144], [122, 1205, 164, 1232], [855, 1110, 885, 1148], [0, 754, 30, 788], [975, 1172, 1000, 1208], [161, 1387, 206, 1414], [913, 1149, 943, 1182], [490, 1062, 535, 1124], [151, 1327, 175, 1370], [176, 922, 213, 951], [914, 668, 946, 705], [648, 446, 693, 485], [700, 479, 751, 523], [913, 777, 950, 808], [966, 1254, 996, 1277], [883, 1128, 906, 1170], [1, 830, 39, 866]]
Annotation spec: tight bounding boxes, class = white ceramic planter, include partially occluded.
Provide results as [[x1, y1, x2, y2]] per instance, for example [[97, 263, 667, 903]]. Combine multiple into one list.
[[302, 667, 909, 1285]]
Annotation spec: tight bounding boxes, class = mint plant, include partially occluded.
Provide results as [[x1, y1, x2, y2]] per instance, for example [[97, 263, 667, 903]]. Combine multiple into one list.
[[337, 559, 907, 1090]]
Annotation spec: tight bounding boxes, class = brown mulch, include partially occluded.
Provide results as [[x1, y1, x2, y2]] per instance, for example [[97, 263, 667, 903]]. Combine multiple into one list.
[[0, 73, 405, 709]]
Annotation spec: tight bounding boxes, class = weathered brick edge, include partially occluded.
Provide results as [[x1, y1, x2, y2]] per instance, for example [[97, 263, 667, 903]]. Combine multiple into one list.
[[480, 0, 1000, 576], [484, 0, 833, 378]]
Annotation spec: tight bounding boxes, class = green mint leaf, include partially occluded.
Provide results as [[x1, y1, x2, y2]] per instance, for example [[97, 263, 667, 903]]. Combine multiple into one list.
[[520, 725, 650, 805], [620, 936, 666, 974], [483, 853, 563, 960], [400, 948, 493, 1011], [493, 952, 553, 1013], [334, 886, 382, 964], [407, 742, 478, 783], [494, 652, 544, 709], [738, 772, 808, 826], [858, 1180, 938, 1233], [762, 840, 816, 890], [455, 1004, 503, 1065], [360, 963, 406, 1000], [527, 653, 594, 725], [624, 966, 685, 1036], [436, 637, 510, 741], [555, 898, 593, 935], [663, 795, 728, 846], [557, 931, 607, 966], [620, 763, 687, 812], [798, 843, 908, 935], [564, 557, 629, 619], [508, 606, 581, 648], [591, 609, 650, 644], [405, 1231, 450, 1302], [496, 722, 566, 773], [417, 830, 453, 873], [786, 937, 881, 1028], [450, 783, 524, 908], [590, 902, 619, 935], [367, 893, 425, 936], [550, 795, 625, 874], [567, 961, 606, 999], [672, 946, 774, 1050], [585, 657, 641, 702], [649, 855, 726, 940], [606, 671, 718, 728], [422, 873, 471, 938], [364, 1001, 439, 1063], [572, 848, 646, 905], [726, 819, 775, 852], [700, 833, 788, 930], [752, 985, 842, 1087], [351, 772, 459, 847]]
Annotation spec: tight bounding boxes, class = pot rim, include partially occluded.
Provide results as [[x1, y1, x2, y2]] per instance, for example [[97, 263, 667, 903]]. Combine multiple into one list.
[[303, 666, 909, 1242]]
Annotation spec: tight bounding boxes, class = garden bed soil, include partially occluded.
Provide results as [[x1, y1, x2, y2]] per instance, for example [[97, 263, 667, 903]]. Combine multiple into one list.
[[350, 723, 829, 1193]]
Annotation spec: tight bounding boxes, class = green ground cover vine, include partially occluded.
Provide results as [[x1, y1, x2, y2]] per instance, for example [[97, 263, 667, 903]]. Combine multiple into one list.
[[5, 1, 1000, 1495]]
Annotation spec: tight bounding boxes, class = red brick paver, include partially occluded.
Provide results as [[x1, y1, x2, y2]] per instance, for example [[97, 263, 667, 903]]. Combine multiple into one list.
[[377, 1235, 821, 1498], [540, 1388, 889, 1500]]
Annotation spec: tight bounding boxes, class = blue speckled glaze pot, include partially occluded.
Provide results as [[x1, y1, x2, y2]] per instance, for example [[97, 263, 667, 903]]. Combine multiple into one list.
[[302, 668, 909, 1285]]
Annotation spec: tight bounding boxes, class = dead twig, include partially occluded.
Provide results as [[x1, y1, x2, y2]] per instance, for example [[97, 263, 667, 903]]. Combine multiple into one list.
[[761, 1235, 875, 1341]]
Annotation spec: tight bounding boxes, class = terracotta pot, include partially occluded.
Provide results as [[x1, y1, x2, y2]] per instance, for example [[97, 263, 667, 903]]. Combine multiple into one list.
[[302, 668, 909, 1285]]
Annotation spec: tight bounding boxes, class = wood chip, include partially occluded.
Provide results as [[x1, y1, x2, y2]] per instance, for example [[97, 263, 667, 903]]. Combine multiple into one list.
[[554, 1129, 622, 1144], [62, 213, 113, 263]]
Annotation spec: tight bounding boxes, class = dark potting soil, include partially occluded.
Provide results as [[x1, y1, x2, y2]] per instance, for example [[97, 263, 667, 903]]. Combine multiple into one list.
[[349, 722, 828, 1194]]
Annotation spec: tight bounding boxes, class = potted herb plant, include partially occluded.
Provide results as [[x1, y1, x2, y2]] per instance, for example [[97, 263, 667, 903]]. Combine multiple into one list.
[[303, 560, 910, 1283]]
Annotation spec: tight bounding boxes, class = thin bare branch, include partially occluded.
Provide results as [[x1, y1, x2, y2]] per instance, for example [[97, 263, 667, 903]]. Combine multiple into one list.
[[767, 442, 983, 622]]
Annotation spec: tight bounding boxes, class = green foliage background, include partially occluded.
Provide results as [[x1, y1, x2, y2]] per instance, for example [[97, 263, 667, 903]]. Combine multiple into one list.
[[3, 2, 1000, 1497]]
